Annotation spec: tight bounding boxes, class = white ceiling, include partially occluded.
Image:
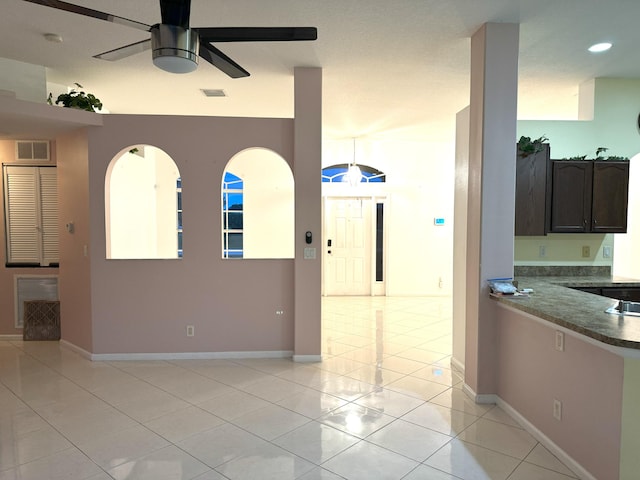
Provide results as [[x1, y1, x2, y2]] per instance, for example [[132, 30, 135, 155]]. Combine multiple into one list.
[[2, 0, 640, 142]]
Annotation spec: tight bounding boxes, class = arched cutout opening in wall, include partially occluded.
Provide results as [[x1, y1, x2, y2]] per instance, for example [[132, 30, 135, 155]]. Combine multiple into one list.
[[105, 145, 181, 259], [222, 148, 294, 259]]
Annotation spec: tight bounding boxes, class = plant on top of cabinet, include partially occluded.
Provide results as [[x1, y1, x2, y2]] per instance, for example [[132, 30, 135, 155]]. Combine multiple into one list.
[[561, 147, 629, 162], [47, 83, 103, 112], [517, 135, 549, 157]]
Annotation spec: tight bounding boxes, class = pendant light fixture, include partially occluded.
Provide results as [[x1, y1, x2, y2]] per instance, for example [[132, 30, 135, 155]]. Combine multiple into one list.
[[346, 137, 362, 186]]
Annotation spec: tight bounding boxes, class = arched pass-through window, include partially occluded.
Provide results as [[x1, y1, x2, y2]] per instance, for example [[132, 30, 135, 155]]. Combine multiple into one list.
[[222, 148, 294, 259], [105, 145, 181, 259]]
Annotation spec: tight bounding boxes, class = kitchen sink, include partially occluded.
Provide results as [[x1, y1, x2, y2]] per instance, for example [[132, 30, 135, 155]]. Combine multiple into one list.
[[605, 300, 640, 317]]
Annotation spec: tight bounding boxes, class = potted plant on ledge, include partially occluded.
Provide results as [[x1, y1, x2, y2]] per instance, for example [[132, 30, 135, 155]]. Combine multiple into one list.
[[47, 83, 103, 112]]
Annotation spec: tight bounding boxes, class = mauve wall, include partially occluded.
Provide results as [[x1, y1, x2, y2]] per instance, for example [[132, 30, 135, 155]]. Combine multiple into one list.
[[85, 115, 296, 354], [495, 303, 623, 480], [57, 130, 93, 351]]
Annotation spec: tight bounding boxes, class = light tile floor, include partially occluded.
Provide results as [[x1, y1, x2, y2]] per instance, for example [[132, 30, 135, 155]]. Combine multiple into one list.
[[0, 296, 579, 480]]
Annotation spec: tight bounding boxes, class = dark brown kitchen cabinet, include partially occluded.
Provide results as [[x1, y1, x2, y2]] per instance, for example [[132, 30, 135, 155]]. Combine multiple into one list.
[[549, 161, 592, 233], [569, 286, 640, 301], [600, 288, 640, 302], [514, 144, 550, 236], [591, 162, 629, 233], [549, 160, 629, 233]]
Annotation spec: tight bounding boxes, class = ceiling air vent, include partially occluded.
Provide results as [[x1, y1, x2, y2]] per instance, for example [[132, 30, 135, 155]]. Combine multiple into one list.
[[201, 89, 227, 97], [15, 141, 50, 161]]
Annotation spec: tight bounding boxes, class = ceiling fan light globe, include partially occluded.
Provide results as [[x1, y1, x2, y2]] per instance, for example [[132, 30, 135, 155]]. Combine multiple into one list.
[[153, 54, 198, 73], [151, 24, 199, 74]]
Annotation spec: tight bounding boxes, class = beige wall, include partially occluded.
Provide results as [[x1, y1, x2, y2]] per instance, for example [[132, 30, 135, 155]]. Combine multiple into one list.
[[515, 233, 613, 266]]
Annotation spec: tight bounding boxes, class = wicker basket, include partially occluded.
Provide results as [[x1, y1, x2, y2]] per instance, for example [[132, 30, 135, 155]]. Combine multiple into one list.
[[23, 300, 60, 341]]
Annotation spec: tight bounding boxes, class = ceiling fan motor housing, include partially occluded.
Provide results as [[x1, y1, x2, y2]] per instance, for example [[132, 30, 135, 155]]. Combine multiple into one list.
[[151, 24, 199, 73]]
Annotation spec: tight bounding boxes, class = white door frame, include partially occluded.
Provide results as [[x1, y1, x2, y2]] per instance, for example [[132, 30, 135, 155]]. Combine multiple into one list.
[[322, 194, 387, 296]]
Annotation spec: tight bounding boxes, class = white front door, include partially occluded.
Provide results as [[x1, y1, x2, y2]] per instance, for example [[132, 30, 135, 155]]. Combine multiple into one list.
[[324, 197, 372, 295]]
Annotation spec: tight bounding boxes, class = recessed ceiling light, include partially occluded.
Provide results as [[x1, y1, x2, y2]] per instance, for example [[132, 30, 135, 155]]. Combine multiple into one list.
[[43, 33, 63, 43], [201, 89, 227, 97], [588, 42, 612, 53]]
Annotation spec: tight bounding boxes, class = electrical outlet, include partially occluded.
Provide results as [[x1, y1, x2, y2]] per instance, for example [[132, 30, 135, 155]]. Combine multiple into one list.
[[582, 246, 590, 258], [186, 325, 194, 337], [275, 309, 284, 316], [555, 331, 564, 351], [553, 399, 562, 421], [603, 246, 612, 259], [539, 245, 546, 258]]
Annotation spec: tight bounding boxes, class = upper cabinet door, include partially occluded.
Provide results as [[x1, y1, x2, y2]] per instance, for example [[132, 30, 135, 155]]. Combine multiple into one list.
[[591, 161, 629, 233], [549, 161, 592, 233], [515, 144, 549, 236]]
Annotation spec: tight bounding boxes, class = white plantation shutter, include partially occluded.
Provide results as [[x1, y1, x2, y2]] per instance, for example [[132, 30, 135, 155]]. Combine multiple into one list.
[[38, 168, 59, 265], [3, 166, 58, 266]]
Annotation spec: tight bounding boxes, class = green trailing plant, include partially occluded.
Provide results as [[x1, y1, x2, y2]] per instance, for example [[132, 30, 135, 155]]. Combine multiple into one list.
[[517, 135, 549, 157], [47, 83, 102, 112], [562, 147, 629, 161]]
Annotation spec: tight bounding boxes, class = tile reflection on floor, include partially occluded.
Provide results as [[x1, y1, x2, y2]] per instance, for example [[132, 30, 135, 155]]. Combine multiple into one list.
[[0, 296, 579, 480]]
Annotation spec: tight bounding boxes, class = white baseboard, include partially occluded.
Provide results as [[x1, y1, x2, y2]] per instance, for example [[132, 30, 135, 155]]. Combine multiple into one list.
[[60, 339, 93, 360], [462, 383, 498, 405], [450, 356, 465, 375], [496, 397, 595, 480], [0, 334, 23, 341], [60, 340, 294, 361], [91, 350, 294, 361], [293, 354, 322, 363]]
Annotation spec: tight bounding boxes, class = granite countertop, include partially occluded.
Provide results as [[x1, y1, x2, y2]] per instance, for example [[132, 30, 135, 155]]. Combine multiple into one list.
[[490, 275, 640, 350]]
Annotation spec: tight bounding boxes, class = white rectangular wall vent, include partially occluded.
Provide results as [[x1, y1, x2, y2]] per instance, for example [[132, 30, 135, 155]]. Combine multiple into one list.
[[14, 275, 58, 328], [201, 89, 227, 97], [15, 141, 50, 161]]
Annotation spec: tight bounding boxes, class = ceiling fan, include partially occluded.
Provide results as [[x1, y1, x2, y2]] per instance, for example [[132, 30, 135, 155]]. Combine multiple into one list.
[[24, 0, 317, 77]]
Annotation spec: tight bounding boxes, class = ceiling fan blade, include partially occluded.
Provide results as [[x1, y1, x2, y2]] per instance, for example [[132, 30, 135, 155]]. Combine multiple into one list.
[[199, 42, 249, 78], [94, 39, 152, 61], [197, 27, 317, 43], [23, 0, 151, 32], [160, 0, 191, 28]]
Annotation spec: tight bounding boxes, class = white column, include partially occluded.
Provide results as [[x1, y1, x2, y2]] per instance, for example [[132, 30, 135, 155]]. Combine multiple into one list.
[[464, 23, 519, 395], [452, 106, 470, 372], [293, 67, 323, 361]]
